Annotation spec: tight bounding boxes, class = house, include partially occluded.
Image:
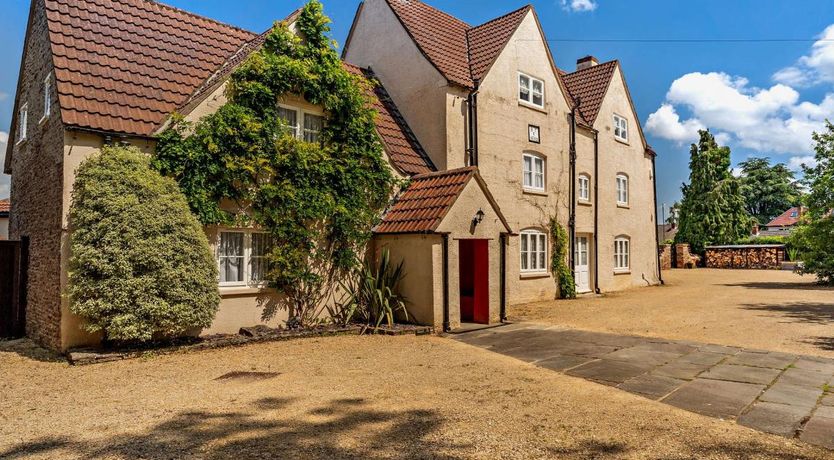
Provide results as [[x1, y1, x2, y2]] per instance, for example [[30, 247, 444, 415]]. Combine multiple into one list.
[[755, 207, 805, 237], [344, 0, 660, 309], [0, 199, 9, 239], [5, 0, 660, 351]]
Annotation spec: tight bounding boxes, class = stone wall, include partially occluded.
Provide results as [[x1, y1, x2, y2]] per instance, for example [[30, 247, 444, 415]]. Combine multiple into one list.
[[659, 244, 672, 270], [674, 243, 697, 268], [705, 246, 785, 270], [7, 0, 66, 350]]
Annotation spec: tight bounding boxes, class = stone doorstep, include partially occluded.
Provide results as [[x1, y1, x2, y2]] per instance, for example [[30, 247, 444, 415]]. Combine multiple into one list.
[[662, 378, 766, 419], [725, 351, 798, 370], [699, 364, 783, 385], [738, 402, 812, 437]]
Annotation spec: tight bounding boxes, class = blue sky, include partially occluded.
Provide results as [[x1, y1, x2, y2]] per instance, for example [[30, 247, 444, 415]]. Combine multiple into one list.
[[2, 0, 834, 211]]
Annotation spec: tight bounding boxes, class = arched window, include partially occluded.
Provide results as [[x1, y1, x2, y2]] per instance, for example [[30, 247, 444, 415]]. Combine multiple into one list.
[[614, 236, 630, 272], [520, 229, 548, 273], [578, 174, 591, 202], [616, 174, 629, 205]]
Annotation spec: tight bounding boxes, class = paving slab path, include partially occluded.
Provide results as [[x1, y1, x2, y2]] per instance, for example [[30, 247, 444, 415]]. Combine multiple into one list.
[[452, 323, 834, 450]]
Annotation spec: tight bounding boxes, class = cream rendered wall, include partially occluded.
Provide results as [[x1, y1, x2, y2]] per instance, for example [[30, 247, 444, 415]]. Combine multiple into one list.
[[343, 0, 454, 170], [592, 66, 659, 291], [436, 179, 508, 327], [470, 11, 573, 305], [574, 128, 597, 290], [372, 234, 443, 327]]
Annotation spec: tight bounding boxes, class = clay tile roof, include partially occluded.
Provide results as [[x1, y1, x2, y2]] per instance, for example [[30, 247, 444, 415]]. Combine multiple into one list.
[[766, 207, 804, 228], [374, 167, 476, 234], [562, 60, 618, 126], [0, 199, 9, 214], [344, 64, 435, 176], [45, 0, 257, 136], [467, 5, 531, 83], [385, 0, 473, 88]]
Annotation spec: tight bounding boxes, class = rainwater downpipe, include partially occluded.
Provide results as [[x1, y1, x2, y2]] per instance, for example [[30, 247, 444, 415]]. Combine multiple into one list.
[[652, 154, 665, 285], [442, 233, 451, 332], [466, 80, 481, 167], [499, 232, 507, 322], [569, 102, 578, 278], [593, 130, 601, 294]]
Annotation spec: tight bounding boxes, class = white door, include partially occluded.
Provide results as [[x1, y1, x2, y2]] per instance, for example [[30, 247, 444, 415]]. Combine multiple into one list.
[[574, 236, 590, 293]]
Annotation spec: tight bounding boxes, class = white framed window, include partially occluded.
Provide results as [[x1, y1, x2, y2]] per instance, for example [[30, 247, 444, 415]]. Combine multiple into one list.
[[578, 174, 590, 202], [42, 73, 52, 120], [218, 230, 274, 287], [278, 104, 324, 143], [614, 237, 630, 272], [614, 114, 628, 142], [522, 153, 545, 191], [520, 230, 547, 273], [17, 103, 28, 143], [518, 72, 544, 108], [616, 174, 629, 205]]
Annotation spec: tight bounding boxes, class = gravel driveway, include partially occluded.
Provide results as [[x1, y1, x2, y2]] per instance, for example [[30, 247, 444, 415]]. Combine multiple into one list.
[[512, 269, 834, 358]]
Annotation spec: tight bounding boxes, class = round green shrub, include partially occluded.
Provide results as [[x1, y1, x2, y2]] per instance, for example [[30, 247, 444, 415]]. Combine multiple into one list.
[[68, 145, 220, 343]]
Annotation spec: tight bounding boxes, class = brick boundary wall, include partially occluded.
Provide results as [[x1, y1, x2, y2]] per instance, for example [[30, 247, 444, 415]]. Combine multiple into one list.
[[659, 244, 672, 270]]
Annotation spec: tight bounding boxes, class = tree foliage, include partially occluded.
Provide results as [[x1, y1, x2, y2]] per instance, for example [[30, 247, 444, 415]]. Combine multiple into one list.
[[153, 1, 396, 324], [791, 120, 834, 284], [738, 157, 801, 224], [68, 146, 220, 342], [675, 130, 751, 254], [550, 218, 576, 299]]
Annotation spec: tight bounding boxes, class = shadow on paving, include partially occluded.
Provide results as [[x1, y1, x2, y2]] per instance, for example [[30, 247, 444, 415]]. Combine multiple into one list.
[[742, 302, 834, 325], [0, 397, 464, 460], [722, 281, 834, 291]]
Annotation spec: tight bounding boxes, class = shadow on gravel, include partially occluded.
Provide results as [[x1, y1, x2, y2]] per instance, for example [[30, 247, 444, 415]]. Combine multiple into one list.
[[0, 338, 65, 363], [0, 397, 464, 460], [742, 302, 834, 325], [722, 281, 834, 291]]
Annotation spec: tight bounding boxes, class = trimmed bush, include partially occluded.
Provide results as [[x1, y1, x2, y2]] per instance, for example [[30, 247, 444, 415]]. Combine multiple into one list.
[[68, 146, 220, 343]]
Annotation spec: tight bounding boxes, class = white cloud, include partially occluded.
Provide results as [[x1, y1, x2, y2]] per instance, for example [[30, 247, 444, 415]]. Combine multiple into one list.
[[0, 92, 8, 103], [561, 0, 597, 12], [774, 24, 834, 87], [646, 71, 831, 156], [788, 155, 818, 171], [0, 131, 8, 198]]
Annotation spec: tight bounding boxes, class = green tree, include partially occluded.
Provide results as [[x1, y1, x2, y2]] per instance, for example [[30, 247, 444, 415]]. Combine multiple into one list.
[[154, 1, 396, 325], [791, 121, 834, 284], [738, 157, 801, 224], [675, 130, 751, 254], [68, 146, 220, 343]]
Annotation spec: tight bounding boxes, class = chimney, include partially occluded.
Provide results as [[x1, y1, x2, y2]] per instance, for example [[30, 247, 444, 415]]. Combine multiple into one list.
[[576, 55, 598, 71]]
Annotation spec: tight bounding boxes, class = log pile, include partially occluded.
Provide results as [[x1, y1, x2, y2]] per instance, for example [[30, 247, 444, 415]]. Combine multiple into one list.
[[705, 245, 785, 269]]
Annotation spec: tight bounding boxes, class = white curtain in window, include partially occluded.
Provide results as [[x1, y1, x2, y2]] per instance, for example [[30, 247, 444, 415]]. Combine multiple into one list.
[[219, 233, 244, 283]]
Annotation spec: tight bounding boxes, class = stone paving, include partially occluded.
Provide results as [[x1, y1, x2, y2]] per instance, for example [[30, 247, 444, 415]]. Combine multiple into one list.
[[452, 323, 834, 450]]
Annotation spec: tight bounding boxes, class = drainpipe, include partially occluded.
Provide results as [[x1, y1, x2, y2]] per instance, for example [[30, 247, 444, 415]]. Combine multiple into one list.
[[593, 130, 601, 294], [569, 101, 579, 278], [652, 154, 665, 285], [499, 232, 507, 322], [466, 80, 481, 167], [442, 233, 451, 332]]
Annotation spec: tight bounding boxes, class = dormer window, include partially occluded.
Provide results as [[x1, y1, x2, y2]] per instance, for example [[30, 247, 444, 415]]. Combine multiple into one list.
[[519, 73, 544, 108], [614, 114, 628, 142], [278, 104, 324, 143]]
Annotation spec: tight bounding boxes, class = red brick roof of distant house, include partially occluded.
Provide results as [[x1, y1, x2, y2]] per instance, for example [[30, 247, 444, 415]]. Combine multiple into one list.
[[765, 207, 804, 228], [0, 199, 9, 214]]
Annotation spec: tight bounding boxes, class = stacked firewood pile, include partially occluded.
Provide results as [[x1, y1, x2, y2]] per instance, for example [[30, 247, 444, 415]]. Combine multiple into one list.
[[705, 245, 785, 269]]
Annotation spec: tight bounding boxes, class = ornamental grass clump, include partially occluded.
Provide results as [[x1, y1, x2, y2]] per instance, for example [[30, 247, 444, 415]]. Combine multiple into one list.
[[68, 145, 220, 343]]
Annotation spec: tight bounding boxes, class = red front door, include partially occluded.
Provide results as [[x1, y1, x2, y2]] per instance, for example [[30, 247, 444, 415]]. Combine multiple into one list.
[[459, 239, 489, 324]]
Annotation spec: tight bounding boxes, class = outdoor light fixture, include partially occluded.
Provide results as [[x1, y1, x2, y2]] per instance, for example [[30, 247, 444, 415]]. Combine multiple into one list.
[[473, 208, 485, 227]]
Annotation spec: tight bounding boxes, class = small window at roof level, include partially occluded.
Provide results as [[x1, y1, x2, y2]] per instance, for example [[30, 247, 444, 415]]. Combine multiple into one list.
[[304, 113, 324, 143], [519, 72, 544, 108], [42, 73, 52, 120], [17, 104, 28, 143], [790, 211, 798, 218], [614, 114, 628, 142]]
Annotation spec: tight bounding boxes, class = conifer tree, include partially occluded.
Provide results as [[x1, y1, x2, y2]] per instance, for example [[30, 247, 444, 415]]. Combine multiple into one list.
[[675, 130, 751, 254]]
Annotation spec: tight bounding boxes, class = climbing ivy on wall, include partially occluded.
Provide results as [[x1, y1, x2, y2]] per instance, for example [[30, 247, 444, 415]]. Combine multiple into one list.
[[154, 1, 396, 325], [550, 217, 576, 299]]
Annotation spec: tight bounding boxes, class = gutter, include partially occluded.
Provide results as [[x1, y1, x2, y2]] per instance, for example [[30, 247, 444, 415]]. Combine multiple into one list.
[[652, 154, 665, 285], [593, 129, 601, 294], [442, 233, 451, 332]]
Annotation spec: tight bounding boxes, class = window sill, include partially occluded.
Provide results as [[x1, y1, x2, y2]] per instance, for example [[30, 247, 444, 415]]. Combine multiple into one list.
[[15, 138, 26, 146], [520, 272, 551, 279], [578, 200, 592, 207], [518, 101, 548, 114], [615, 137, 630, 146], [522, 188, 548, 197], [617, 203, 630, 209], [219, 285, 272, 297], [613, 270, 631, 276], [39, 115, 50, 126]]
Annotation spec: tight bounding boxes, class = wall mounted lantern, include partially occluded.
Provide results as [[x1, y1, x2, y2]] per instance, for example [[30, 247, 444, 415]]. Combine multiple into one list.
[[472, 208, 485, 227]]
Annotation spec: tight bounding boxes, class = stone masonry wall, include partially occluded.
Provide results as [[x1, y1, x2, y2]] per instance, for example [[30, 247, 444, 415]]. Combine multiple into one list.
[[659, 244, 672, 270], [8, 0, 66, 350]]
